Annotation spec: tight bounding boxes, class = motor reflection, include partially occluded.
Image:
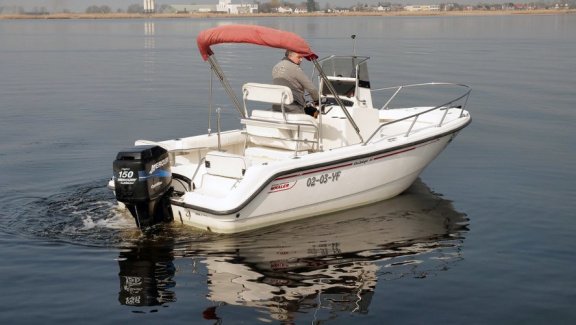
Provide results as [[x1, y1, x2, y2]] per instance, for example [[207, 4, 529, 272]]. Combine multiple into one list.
[[117, 179, 468, 321], [117, 241, 176, 308]]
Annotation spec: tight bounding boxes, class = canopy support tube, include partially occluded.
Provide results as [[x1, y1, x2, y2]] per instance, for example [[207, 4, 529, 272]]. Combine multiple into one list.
[[207, 55, 246, 119], [312, 59, 363, 142]]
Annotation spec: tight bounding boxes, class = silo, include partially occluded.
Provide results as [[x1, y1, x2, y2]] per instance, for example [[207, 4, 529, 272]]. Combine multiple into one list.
[[143, 0, 156, 13]]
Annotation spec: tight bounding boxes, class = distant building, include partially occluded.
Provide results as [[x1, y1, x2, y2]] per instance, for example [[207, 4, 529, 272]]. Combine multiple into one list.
[[277, 7, 293, 14], [166, 0, 258, 14], [143, 0, 156, 13], [275, 6, 309, 14], [404, 5, 440, 11]]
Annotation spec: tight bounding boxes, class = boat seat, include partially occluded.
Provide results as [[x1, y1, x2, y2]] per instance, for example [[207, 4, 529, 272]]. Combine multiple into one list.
[[204, 151, 250, 179], [242, 82, 294, 106], [242, 111, 318, 151], [241, 83, 319, 152]]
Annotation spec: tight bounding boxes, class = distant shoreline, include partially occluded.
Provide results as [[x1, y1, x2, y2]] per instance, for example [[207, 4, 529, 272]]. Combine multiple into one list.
[[1, 9, 575, 20]]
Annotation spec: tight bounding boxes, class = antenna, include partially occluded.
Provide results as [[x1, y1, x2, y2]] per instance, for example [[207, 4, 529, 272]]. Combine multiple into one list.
[[351, 35, 357, 56]]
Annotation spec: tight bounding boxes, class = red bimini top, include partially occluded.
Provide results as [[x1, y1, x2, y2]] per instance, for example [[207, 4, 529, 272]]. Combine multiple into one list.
[[196, 24, 318, 61]]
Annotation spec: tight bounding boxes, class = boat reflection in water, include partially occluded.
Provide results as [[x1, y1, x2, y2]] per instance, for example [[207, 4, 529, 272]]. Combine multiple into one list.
[[117, 179, 468, 320]]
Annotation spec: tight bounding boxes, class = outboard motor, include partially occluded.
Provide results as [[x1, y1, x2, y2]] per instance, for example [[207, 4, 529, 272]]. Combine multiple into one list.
[[113, 145, 173, 229]]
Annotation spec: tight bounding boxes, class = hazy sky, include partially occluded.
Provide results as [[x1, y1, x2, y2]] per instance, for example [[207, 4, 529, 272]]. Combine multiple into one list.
[[1, 0, 484, 12]]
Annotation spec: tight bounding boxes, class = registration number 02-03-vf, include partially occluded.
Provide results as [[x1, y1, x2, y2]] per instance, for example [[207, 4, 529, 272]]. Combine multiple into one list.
[[306, 171, 341, 187]]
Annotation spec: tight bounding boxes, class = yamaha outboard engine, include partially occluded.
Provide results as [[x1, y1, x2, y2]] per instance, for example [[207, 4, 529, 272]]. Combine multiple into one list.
[[113, 145, 173, 229]]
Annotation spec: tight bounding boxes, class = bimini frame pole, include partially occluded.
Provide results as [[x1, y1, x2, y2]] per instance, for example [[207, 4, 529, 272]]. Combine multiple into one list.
[[311, 58, 363, 142], [207, 55, 246, 119]]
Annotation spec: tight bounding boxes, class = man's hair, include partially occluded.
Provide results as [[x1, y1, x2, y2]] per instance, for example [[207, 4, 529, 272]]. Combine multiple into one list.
[[285, 50, 294, 58]]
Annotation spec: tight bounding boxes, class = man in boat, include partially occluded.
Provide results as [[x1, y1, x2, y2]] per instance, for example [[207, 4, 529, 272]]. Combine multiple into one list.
[[272, 50, 320, 118]]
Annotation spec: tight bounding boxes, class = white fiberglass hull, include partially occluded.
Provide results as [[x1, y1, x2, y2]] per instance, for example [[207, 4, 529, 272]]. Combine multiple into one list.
[[170, 131, 458, 234]]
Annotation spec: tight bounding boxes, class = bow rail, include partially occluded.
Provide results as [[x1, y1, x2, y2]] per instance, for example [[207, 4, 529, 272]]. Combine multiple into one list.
[[365, 83, 471, 144]]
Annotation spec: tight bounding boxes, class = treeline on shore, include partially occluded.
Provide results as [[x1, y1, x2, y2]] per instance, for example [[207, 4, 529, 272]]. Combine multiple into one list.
[[1, 0, 575, 16], [1, 1, 575, 19], [1, 9, 574, 20]]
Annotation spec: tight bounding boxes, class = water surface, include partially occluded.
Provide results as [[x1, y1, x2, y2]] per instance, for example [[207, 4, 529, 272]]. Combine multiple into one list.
[[1, 15, 575, 324]]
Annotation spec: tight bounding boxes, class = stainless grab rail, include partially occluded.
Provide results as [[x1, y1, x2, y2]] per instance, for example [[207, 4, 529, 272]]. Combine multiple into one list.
[[365, 83, 471, 145]]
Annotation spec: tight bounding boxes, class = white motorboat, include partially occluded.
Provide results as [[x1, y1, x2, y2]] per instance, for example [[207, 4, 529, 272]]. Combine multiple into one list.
[[109, 25, 471, 233]]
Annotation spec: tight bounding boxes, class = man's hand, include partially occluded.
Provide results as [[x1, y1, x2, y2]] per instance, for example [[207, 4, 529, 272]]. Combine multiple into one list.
[[304, 106, 319, 119]]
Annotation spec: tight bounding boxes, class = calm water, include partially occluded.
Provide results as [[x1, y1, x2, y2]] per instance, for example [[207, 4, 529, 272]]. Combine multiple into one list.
[[1, 15, 575, 324]]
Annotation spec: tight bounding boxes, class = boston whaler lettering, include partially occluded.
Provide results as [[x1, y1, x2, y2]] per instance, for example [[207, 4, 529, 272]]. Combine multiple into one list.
[[109, 25, 471, 233]]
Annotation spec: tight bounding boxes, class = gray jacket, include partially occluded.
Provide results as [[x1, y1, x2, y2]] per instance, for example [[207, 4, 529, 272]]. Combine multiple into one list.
[[272, 58, 319, 113]]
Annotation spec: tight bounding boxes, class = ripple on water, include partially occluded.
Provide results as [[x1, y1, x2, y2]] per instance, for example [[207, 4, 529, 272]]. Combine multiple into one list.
[[0, 180, 227, 248]]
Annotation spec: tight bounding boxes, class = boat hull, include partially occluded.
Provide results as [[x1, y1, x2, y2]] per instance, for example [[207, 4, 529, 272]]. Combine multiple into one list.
[[170, 132, 456, 233]]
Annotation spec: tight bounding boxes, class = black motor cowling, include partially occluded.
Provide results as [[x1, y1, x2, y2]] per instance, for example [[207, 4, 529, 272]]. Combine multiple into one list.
[[113, 145, 173, 229]]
